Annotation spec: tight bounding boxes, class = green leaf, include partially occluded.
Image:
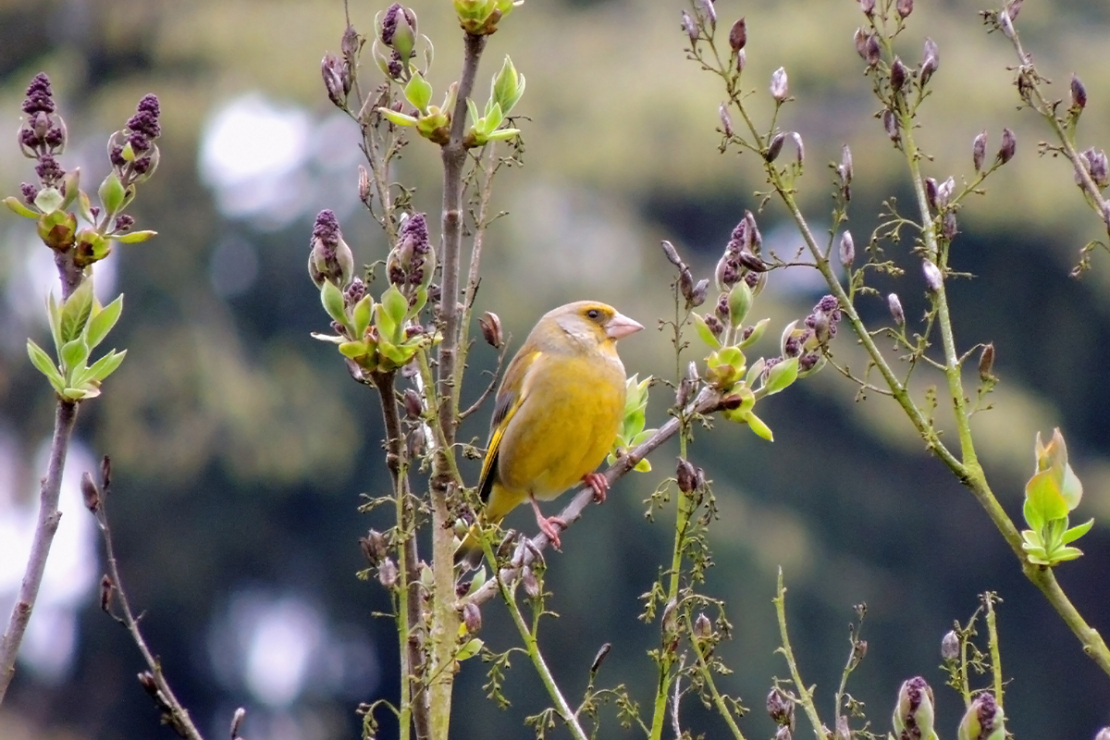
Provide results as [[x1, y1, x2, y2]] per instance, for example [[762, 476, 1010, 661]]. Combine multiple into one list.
[[727, 281, 753, 327], [378, 107, 418, 127], [60, 338, 90, 374], [485, 128, 520, 142], [85, 294, 124, 350], [1060, 461, 1083, 511], [114, 230, 158, 244], [465, 567, 487, 596], [61, 386, 99, 401], [320, 281, 351, 331], [456, 638, 484, 662], [1025, 468, 1068, 523], [404, 73, 433, 112], [1048, 545, 1084, 563], [98, 172, 126, 215], [3, 196, 39, 218], [692, 313, 721, 349], [339, 340, 369, 360], [84, 349, 127, 382], [1023, 497, 1043, 531], [27, 339, 65, 391], [633, 459, 651, 473], [380, 284, 409, 342], [745, 411, 774, 442], [47, 293, 62, 355], [60, 279, 94, 343], [738, 317, 769, 349], [1062, 518, 1095, 545], [763, 356, 799, 396], [352, 295, 373, 339], [34, 187, 64, 213]]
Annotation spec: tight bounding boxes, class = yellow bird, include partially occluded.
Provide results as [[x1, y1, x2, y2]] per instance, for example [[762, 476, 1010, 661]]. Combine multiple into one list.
[[457, 301, 643, 565]]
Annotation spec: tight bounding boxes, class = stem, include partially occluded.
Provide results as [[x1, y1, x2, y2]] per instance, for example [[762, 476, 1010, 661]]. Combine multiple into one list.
[[0, 399, 78, 704], [773, 569, 826, 740], [684, 614, 747, 740], [497, 577, 589, 740], [985, 595, 1003, 709], [427, 31, 488, 740]]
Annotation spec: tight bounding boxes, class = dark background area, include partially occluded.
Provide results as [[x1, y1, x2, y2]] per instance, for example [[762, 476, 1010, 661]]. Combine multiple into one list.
[[2, 0, 1110, 738]]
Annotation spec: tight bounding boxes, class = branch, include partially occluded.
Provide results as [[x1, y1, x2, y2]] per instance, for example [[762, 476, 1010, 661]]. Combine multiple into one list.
[[0, 399, 79, 703]]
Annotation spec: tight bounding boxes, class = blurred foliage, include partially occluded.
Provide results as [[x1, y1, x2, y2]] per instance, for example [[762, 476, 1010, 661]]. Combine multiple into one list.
[[1, 0, 1110, 739]]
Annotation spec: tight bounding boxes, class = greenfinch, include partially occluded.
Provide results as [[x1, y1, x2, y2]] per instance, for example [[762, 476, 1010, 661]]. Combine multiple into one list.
[[457, 301, 643, 564]]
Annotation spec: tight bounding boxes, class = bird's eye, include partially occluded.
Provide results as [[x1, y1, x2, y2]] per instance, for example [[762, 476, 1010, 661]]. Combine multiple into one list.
[[586, 309, 601, 320]]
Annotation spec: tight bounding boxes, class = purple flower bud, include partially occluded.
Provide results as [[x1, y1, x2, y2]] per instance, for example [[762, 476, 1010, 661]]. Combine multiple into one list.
[[923, 260, 943, 292], [113, 214, 135, 232], [854, 28, 868, 60], [941, 630, 960, 660], [322, 53, 347, 107], [308, 209, 355, 288], [463, 602, 482, 633], [765, 132, 785, 162], [745, 210, 763, 251], [695, 0, 716, 28], [865, 34, 881, 67], [920, 38, 939, 86], [1070, 74, 1087, 110], [703, 313, 724, 340], [998, 9, 1015, 39], [791, 132, 805, 166], [22, 73, 56, 115], [888, 293, 905, 326], [972, 131, 987, 172], [839, 145, 853, 184], [377, 558, 398, 588], [719, 103, 733, 138], [957, 691, 1005, 740], [936, 176, 954, 209], [893, 677, 935, 740], [890, 57, 907, 93], [767, 687, 795, 729], [81, 472, 100, 513], [896, 0, 913, 18], [770, 67, 789, 102], [676, 458, 697, 494], [728, 17, 747, 52], [381, 3, 402, 45], [738, 250, 767, 272], [859, 0, 875, 16], [839, 230, 855, 268], [941, 209, 958, 241], [20, 182, 37, 205], [882, 109, 899, 143], [690, 278, 709, 308], [925, 177, 938, 211], [681, 10, 698, 44], [661, 239, 684, 268], [736, 49, 746, 73], [997, 128, 1016, 165], [1080, 148, 1109, 189]]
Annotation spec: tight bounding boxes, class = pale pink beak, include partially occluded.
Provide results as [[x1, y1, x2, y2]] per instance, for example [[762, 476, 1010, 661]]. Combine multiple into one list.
[[606, 311, 644, 340]]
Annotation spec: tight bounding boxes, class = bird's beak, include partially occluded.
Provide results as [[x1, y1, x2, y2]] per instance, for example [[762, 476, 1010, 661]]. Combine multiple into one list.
[[606, 311, 644, 340]]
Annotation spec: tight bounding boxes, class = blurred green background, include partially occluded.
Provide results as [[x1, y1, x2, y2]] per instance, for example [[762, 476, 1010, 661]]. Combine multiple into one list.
[[2, 0, 1110, 738]]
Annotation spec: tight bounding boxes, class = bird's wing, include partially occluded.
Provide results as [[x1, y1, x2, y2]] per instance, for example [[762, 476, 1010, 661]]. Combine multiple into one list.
[[478, 349, 542, 505]]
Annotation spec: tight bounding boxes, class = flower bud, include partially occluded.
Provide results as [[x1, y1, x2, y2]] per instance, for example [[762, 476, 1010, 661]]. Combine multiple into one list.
[[693, 612, 712, 640], [308, 209, 354, 289], [463, 601, 482, 633], [889, 57, 907, 93], [941, 630, 960, 660], [1095, 728, 1110, 740], [957, 692, 1005, 740], [736, 49, 746, 73], [377, 557, 398, 588], [896, 0, 913, 18], [923, 260, 943, 292], [892, 677, 935, 740], [765, 132, 785, 162], [859, 0, 875, 16], [719, 103, 733, 138], [936, 176, 954, 209], [790, 132, 805, 166], [865, 34, 881, 67], [997, 9, 1015, 39], [681, 11, 698, 44], [882, 109, 899, 142], [775, 727, 792, 740], [81, 472, 100, 513], [941, 210, 958, 241], [770, 67, 789, 102], [839, 230, 855, 269], [839, 145, 853, 184], [479, 311, 503, 348], [690, 278, 709, 308], [729, 17, 747, 52], [322, 53, 347, 107], [997, 128, 1016, 164], [888, 293, 905, 326], [1081, 148, 1110, 189], [695, 0, 716, 28], [661, 239, 684, 268], [522, 567, 540, 598], [978, 343, 996, 382], [854, 28, 869, 59], [676, 458, 697, 494], [972, 131, 987, 172], [767, 687, 795, 729], [1071, 74, 1087, 110], [925, 177, 938, 212], [361, 530, 388, 565], [920, 38, 939, 86]]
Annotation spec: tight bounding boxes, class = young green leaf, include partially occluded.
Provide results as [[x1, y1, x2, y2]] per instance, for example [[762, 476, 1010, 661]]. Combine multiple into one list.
[[60, 279, 95, 343], [27, 339, 65, 391], [85, 294, 124, 350]]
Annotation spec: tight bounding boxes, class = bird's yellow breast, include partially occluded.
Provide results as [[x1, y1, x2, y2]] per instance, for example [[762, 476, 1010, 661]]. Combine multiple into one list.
[[495, 351, 626, 500]]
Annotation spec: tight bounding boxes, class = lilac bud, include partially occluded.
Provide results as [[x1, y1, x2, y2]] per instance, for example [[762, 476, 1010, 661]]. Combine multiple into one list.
[[729, 17, 747, 53], [942, 210, 958, 241], [925, 177, 938, 211], [695, 0, 716, 28], [920, 38, 939, 86], [936, 176, 955, 209], [889, 57, 907, 93], [998, 9, 1015, 40], [767, 687, 795, 729], [893, 677, 935, 740], [839, 230, 855, 268], [765, 132, 785, 162], [736, 49, 746, 73], [790, 132, 805, 166], [854, 28, 869, 59], [361, 530, 389, 565], [888, 293, 905, 326], [997, 128, 1016, 164], [463, 602, 482, 633], [661, 239, 684, 268], [859, 0, 875, 16], [896, 0, 913, 18], [770, 67, 789, 102], [479, 311, 504, 348], [690, 278, 709, 308], [840, 145, 853, 184], [377, 557, 398, 588], [681, 11, 698, 44], [972, 131, 987, 172], [403, 389, 423, 418], [1007, 0, 1023, 20], [308, 209, 355, 288], [957, 692, 1005, 740], [1080, 148, 1109, 189], [676, 458, 697, 494], [882, 109, 899, 142], [322, 53, 347, 107], [865, 34, 881, 67], [719, 103, 733, 137], [923, 260, 943, 292], [978, 343, 996, 382], [693, 612, 712, 640], [81, 472, 100, 513], [941, 630, 960, 660], [1070, 74, 1087, 110]]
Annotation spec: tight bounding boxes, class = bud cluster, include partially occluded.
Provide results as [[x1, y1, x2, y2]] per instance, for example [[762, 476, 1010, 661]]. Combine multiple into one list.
[[322, 26, 359, 107], [18, 73, 68, 189], [387, 212, 435, 295], [309, 209, 356, 290], [376, 4, 418, 80], [107, 94, 162, 188], [777, 295, 842, 374], [892, 676, 935, 740]]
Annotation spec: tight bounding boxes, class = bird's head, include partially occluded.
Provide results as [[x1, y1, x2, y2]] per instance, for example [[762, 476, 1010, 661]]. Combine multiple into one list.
[[543, 300, 643, 353]]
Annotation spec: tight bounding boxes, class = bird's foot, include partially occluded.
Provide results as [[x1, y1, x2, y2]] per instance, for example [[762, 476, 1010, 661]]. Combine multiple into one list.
[[583, 472, 608, 503], [530, 494, 566, 549]]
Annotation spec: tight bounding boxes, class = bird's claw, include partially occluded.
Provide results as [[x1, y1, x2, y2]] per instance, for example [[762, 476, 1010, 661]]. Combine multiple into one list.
[[583, 472, 608, 504], [538, 516, 566, 550]]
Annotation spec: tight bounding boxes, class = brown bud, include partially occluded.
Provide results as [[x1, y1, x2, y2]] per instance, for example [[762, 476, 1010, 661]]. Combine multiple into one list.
[[358, 165, 371, 204], [690, 278, 709, 308], [997, 127, 1016, 165], [403, 388, 423, 418], [972, 131, 987, 173], [478, 311, 503, 348], [1071, 74, 1087, 111], [889, 57, 907, 93], [853, 28, 869, 60], [138, 671, 159, 696], [676, 458, 697, 493], [81, 472, 100, 513], [941, 210, 958, 241], [590, 643, 612, 674], [896, 0, 913, 18], [728, 17, 747, 52], [99, 574, 114, 612], [978, 343, 996, 382], [462, 601, 482, 633], [738, 250, 767, 272], [361, 529, 388, 565]]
